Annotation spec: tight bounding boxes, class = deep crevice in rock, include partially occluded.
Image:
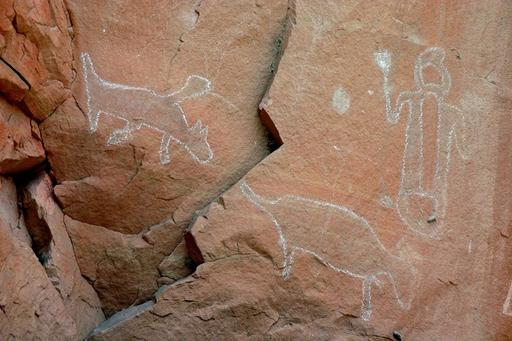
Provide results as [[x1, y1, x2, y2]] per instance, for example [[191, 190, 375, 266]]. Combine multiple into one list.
[[0, 56, 32, 90], [15, 172, 53, 266]]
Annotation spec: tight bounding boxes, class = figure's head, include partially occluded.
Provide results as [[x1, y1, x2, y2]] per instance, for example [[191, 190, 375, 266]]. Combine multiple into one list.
[[414, 47, 451, 96], [185, 120, 213, 164]]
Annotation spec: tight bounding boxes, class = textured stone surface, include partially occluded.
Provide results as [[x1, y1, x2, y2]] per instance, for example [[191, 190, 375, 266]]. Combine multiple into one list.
[[40, 0, 290, 313], [0, 97, 45, 174], [0, 0, 73, 121], [90, 0, 512, 340], [22, 173, 105, 338], [1, 0, 512, 339], [0, 176, 76, 340], [0, 58, 29, 102], [65, 215, 180, 316]]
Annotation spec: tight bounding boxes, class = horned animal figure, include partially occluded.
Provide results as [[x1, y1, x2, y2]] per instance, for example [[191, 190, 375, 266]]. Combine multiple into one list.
[[81, 52, 213, 165], [240, 180, 416, 321], [374, 47, 469, 238]]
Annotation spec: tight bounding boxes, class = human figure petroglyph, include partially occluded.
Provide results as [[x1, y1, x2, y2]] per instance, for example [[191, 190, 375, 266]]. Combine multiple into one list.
[[81, 52, 213, 165], [374, 47, 469, 238], [240, 180, 416, 321]]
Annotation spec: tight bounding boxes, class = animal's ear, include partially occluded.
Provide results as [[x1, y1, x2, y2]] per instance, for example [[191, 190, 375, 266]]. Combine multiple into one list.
[[199, 126, 208, 138], [191, 120, 203, 133]]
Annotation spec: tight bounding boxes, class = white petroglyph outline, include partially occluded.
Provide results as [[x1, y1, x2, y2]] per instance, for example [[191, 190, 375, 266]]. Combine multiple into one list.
[[81, 52, 213, 165], [332, 87, 351, 114], [240, 180, 416, 321], [504, 281, 512, 316], [374, 47, 469, 239]]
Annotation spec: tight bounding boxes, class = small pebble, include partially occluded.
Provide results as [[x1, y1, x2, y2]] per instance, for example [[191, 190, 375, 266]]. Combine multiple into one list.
[[427, 214, 437, 223], [392, 330, 402, 341]]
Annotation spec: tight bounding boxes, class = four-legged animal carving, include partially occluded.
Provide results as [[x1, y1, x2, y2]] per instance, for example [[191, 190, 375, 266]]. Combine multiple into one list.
[[81, 52, 213, 165], [240, 181, 416, 321]]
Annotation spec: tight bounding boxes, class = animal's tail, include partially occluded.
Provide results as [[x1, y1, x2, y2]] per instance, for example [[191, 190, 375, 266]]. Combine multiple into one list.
[[80, 52, 102, 132]]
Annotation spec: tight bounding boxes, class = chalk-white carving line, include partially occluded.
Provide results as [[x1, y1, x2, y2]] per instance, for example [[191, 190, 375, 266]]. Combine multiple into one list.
[[240, 180, 416, 321], [504, 280, 512, 316], [374, 47, 469, 238], [81, 52, 213, 165]]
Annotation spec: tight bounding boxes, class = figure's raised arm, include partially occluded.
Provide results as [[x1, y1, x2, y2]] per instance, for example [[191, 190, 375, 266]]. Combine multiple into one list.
[[374, 50, 412, 124]]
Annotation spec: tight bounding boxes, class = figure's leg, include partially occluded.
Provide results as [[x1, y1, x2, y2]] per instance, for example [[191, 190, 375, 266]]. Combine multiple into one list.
[[282, 248, 296, 280], [361, 277, 373, 321], [159, 134, 172, 165]]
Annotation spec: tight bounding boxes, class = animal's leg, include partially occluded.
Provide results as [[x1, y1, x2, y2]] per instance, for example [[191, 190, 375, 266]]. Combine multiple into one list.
[[282, 248, 296, 280], [361, 277, 373, 321], [89, 110, 102, 132], [107, 120, 132, 145], [159, 134, 172, 165]]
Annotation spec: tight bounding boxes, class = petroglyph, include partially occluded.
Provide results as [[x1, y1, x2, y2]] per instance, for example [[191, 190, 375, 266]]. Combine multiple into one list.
[[81, 52, 213, 165], [240, 180, 416, 321], [374, 47, 469, 238], [332, 88, 351, 114], [504, 281, 512, 316]]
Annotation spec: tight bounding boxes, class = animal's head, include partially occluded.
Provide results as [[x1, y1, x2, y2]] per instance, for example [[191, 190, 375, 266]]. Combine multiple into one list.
[[171, 75, 212, 102], [184, 120, 213, 164]]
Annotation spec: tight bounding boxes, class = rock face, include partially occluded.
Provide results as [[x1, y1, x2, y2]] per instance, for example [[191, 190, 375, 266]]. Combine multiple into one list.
[[39, 0, 290, 314], [0, 98, 45, 174], [0, 175, 103, 340], [1, 0, 512, 340], [87, 0, 512, 340], [21, 173, 105, 337]]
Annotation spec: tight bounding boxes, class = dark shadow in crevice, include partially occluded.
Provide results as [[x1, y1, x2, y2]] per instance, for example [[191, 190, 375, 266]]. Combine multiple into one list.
[[13, 166, 53, 266]]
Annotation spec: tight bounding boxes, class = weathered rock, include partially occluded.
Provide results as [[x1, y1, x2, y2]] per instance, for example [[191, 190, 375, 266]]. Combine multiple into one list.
[[21, 173, 105, 338], [0, 97, 45, 174], [64, 215, 181, 316], [89, 0, 512, 340], [40, 0, 290, 313], [158, 239, 192, 282], [0, 58, 29, 102], [0, 176, 77, 340], [0, 0, 73, 121]]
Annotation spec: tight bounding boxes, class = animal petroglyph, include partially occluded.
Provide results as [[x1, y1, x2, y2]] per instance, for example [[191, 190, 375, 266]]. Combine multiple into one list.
[[240, 180, 416, 321], [374, 47, 469, 238], [81, 52, 213, 165]]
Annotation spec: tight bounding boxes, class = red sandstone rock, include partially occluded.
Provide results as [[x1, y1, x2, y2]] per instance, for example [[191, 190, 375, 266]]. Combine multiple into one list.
[[64, 215, 180, 316], [0, 58, 29, 102], [0, 176, 77, 340], [1, 0, 512, 340], [22, 173, 104, 338], [158, 239, 192, 282], [0, 97, 45, 174], [0, 0, 73, 121], [88, 1, 512, 340], [40, 0, 290, 313]]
